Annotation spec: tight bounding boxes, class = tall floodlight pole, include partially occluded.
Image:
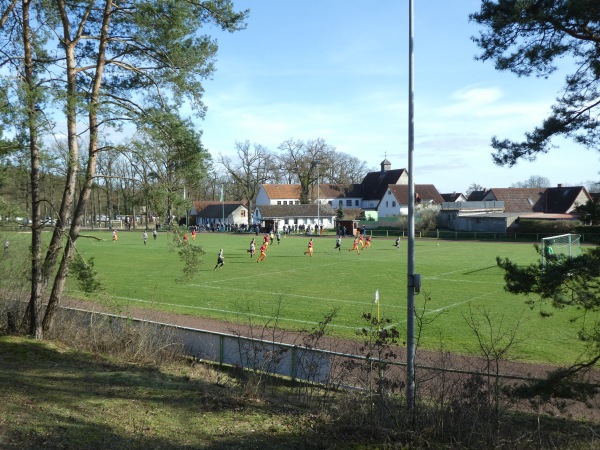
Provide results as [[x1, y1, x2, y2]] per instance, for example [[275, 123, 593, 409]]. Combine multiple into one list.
[[184, 184, 188, 228], [316, 159, 320, 231], [221, 185, 225, 226], [406, 0, 418, 410]]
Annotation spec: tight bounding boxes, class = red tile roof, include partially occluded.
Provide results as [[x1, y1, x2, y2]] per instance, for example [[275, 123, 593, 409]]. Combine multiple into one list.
[[389, 184, 444, 204]]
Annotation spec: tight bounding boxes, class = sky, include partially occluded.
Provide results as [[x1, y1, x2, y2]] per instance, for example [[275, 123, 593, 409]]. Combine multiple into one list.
[[199, 0, 599, 194]]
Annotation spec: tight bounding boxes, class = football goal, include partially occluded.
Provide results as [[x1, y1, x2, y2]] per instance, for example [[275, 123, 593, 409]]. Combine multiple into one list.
[[541, 233, 581, 266]]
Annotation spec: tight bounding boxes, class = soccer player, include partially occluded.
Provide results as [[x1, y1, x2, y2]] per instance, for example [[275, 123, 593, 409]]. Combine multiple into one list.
[[112, 229, 118, 242], [257, 243, 267, 262], [363, 235, 372, 249], [349, 237, 360, 254], [335, 235, 342, 252], [153, 229, 157, 240], [191, 228, 197, 241], [304, 238, 314, 257], [263, 234, 270, 250], [183, 233, 189, 244], [214, 249, 224, 270], [143, 231, 147, 245], [545, 240, 555, 259], [395, 236, 401, 249], [358, 234, 364, 249], [248, 238, 256, 257]]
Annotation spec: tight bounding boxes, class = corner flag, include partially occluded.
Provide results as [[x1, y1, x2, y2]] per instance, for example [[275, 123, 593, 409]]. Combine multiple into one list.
[[374, 289, 379, 304]]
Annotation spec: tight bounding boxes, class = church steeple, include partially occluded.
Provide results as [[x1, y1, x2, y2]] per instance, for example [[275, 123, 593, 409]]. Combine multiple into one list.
[[380, 153, 391, 173]]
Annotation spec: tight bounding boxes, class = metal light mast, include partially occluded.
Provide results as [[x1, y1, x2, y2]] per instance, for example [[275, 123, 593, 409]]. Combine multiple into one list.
[[406, 0, 419, 410]]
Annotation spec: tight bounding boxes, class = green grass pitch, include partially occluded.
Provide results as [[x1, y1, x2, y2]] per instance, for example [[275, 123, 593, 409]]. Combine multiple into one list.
[[2, 228, 594, 365]]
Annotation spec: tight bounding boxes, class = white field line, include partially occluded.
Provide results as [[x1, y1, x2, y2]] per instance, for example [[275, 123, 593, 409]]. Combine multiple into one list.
[[189, 283, 398, 309], [386, 289, 505, 329], [197, 261, 344, 285], [76, 293, 364, 331], [424, 277, 505, 286]]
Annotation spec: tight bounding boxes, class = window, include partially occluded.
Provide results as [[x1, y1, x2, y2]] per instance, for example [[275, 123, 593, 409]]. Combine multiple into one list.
[[388, 189, 391, 195], [386, 201, 389, 207], [355, 200, 359, 206], [283, 201, 287, 205], [338, 201, 343, 207], [392, 201, 396, 207], [277, 201, 281, 205], [241, 210, 245, 217], [328, 201, 332, 205], [346, 200, 352, 206]]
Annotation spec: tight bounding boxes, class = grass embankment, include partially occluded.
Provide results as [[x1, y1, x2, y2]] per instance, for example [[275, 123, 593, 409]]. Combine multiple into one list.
[[1, 335, 599, 449], [0, 335, 349, 449]]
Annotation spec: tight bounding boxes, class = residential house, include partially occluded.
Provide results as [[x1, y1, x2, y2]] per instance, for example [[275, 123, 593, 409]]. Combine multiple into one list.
[[255, 183, 364, 210], [440, 185, 591, 233], [482, 185, 591, 216], [358, 159, 408, 218], [190, 201, 248, 228], [466, 190, 487, 201], [255, 184, 302, 206], [441, 192, 466, 202], [379, 184, 445, 217], [253, 204, 336, 233]]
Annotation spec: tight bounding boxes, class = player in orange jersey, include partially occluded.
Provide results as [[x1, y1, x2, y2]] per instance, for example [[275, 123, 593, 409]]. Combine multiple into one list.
[[349, 237, 360, 254], [257, 243, 267, 262], [303, 238, 314, 257], [363, 235, 372, 249]]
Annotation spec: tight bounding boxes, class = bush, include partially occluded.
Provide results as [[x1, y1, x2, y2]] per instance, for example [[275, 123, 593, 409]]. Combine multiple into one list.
[[515, 219, 580, 234]]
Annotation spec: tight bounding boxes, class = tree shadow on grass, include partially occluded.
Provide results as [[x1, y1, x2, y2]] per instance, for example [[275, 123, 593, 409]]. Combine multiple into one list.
[[0, 337, 364, 449]]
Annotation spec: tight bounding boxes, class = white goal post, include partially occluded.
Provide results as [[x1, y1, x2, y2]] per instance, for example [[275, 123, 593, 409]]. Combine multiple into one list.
[[541, 233, 581, 266], [111, 220, 123, 230]]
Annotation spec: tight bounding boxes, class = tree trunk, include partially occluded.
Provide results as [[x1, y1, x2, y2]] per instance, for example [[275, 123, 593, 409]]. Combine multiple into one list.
[[42, 0, 113, 332], [21, 0, 44, 339]]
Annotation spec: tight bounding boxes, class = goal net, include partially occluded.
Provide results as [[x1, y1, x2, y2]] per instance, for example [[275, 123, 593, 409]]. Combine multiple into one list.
[[541, 233, 581, 266]]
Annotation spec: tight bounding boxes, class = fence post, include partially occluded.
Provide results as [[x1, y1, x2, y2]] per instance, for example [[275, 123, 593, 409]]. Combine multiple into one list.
[[219, 335, 224, 365], [290, 347, 297, 380]]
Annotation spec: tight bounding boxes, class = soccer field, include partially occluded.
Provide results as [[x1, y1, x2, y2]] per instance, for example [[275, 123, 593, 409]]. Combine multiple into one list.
[[3, 228, 592, 364]]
